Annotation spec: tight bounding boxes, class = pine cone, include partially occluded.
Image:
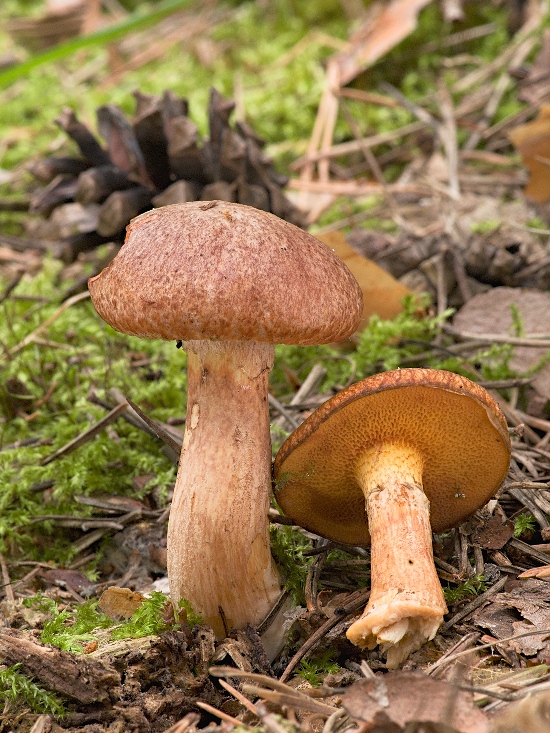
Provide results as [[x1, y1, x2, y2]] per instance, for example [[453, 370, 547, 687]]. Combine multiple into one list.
[[27, 87, 306, 264]]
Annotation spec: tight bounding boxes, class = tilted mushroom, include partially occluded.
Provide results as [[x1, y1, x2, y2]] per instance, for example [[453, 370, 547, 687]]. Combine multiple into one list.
[[273, 368, 511, 667], [88, 200, 363, 637]]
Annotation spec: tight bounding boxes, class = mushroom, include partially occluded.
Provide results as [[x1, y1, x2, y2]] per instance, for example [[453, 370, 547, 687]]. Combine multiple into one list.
[[273, 368, 511, 667], [88, 200, 363, 637]]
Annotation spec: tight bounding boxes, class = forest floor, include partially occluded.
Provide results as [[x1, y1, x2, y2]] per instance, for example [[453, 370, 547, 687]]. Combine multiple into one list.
[[2, 1, 550, 732]]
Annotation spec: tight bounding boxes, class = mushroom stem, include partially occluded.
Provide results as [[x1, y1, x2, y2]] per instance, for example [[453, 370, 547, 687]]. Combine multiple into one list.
[[347, 442, 447, 668], [167, 339, 282, 637]]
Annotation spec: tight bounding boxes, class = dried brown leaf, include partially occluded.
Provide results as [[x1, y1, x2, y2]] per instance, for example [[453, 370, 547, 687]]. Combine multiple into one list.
[[40, 567, 96, 595], [472, 578, 550, 657], [471, 514, 514, 551], [98, 586, 147, 620], [509, 105, 550, 203], [490, 688, 550, 733], [342, 672, 489, 733], [316, 231, 411, 330]]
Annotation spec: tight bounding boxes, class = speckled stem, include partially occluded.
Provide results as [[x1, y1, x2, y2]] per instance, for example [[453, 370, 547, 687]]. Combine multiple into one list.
[[346, 443, 447, 668], [167, 340, 282, 636]]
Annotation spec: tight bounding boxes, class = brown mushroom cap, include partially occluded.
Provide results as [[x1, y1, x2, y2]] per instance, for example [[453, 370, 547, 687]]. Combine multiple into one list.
[[274, 368, 511, 546], [88, 201, 363, 344]]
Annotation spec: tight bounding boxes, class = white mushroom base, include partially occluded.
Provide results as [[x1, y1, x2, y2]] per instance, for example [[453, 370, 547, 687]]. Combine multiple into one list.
[[346, 443, 447, 668], [167, 340, 281, 637]]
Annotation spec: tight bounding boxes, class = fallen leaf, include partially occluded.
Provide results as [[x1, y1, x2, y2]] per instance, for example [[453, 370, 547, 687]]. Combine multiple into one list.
[[472, 578, 550, 658], [40, 567, 96, 596], [490, 688, 550, 733], [98, 587, 146, 619], [316, 231, 411, 331], [83, 640, 99, 654], [342, 672, 489, 733], [509, 105, 550, 202]]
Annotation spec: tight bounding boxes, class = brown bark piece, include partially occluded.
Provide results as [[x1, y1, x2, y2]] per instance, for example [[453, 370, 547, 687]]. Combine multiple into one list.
[[471, 513, 514, 550], [213, 625, 273, 676], [0, 628, 120, 704]]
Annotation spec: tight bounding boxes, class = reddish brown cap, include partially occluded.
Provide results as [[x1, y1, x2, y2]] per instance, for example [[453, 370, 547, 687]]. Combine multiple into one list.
[[88, 201, 363, 344], [274, 368, 511, 546]]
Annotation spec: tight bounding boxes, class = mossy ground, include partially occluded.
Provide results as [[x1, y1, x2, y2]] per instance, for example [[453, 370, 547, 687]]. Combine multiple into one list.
[[0, 0, 548, 726]]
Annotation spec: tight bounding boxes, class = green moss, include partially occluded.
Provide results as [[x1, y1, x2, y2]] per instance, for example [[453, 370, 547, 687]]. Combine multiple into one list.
[[35, 597, 112, 653], [0, 258, 182, 561], [23, 591, 199, 649], [527, 217, 549, 230], [0, 663, 66, 716], [297, 650, 339, 687], [514, 512, 537, 538], [443, 574, 487, 605], [178, 597, 203, 628], [470, 220, 501, 234], [272, 343, 354, 397], [270, 524, 314, 605], [354, 294, 453, 377], [111, 591, 176, 639], [314, 198, 398, 232]]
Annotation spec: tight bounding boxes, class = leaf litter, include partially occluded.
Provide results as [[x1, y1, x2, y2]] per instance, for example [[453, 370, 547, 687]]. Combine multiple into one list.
[[3, 0, 550, 732]]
